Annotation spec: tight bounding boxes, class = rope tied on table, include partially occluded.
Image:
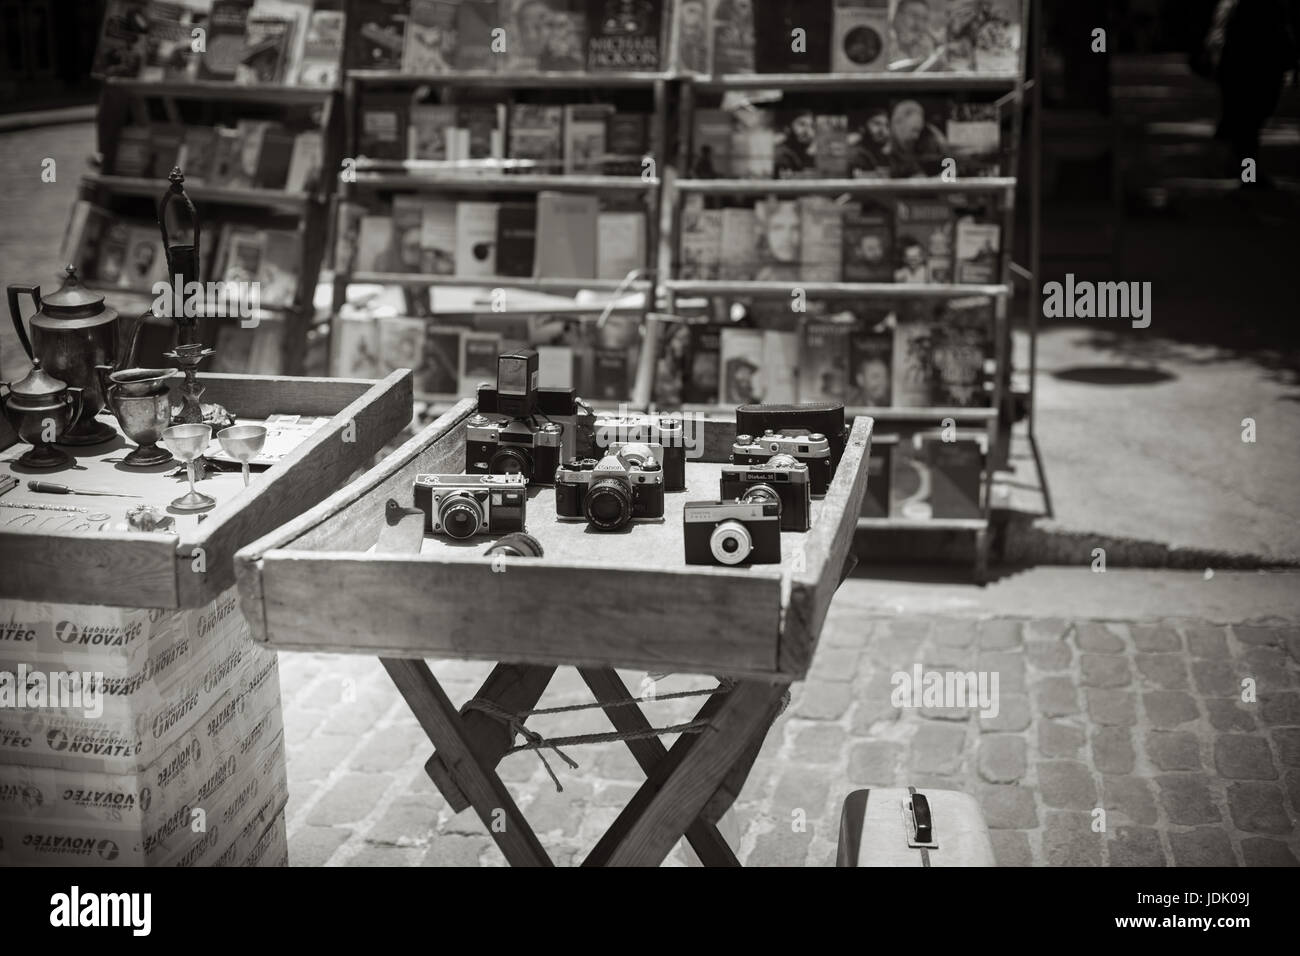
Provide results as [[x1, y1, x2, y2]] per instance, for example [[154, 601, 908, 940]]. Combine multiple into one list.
[[462, 678, 737, 793]]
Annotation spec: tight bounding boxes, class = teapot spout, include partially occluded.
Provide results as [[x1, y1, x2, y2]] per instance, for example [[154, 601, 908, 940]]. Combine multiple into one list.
[[117, 309, 150, 372]]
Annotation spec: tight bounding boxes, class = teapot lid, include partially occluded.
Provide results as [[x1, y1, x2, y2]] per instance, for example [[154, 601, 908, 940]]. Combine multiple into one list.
[[41, 265, 108, 315], [10, 358, 68, 401]]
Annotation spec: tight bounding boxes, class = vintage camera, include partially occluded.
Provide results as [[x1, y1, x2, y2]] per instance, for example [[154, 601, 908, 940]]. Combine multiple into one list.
[[735, 401, 848, 471], [719, 454, 812, 532], [683, 499, 782, 566], [592, 414, 687, 491], [413, 474, 527, 539], [731, 429, 833, 496], [465, 415, 563, 485], [554, 443, 665, 531]]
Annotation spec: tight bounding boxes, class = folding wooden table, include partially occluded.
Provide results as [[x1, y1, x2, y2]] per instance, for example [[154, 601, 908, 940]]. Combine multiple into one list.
[[236, 400, 872, 866]]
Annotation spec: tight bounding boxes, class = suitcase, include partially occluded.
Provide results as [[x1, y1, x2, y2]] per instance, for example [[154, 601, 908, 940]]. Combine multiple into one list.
[[836, 787, 996, 866]]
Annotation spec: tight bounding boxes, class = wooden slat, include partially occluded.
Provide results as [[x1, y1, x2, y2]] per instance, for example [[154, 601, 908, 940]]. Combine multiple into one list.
[[583, 680, 785, 866], [259, 553, 781, 676], [782, 417, 874, 676], [0, 530, 177, 607], [579, 667, 740, 867], [193, 373, 383, 420], [700, 689, 788, 825], [176, 370, 414, 606], [426, 663, 557, 813], [381, 658, 552, 867]]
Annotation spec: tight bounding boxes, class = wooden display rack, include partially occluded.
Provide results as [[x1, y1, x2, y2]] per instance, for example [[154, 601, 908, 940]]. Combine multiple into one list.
[[0, 370, 412, 608], [234, 402, 870, 865]]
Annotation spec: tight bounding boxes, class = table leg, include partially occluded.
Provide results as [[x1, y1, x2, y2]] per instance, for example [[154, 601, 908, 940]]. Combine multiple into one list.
[[578, 667, 740, 867], [582, 680, 789, 867], [381, 657, 553, 867]]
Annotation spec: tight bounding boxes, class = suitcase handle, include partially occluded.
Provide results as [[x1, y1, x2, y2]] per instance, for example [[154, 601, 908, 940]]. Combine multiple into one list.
[[909, 793, 932, 844]]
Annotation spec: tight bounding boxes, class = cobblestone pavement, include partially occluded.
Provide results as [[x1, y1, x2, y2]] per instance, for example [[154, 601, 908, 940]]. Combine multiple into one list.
[[278, 587, 1300, 867]]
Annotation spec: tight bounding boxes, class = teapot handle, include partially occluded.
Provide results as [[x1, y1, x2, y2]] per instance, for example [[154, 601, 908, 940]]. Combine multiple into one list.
[[65, 386, 84, 430], [6, 284, 39, 362]]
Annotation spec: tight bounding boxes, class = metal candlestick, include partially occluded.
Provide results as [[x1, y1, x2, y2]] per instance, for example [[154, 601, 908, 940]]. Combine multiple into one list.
[[164, 343, 214, 425]]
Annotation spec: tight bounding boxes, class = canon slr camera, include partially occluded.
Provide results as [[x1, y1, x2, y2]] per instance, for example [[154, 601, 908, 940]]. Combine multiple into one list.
[[413, 473, 527, 539], [592, 414, 687, 491], [554, 443, 665, 531]]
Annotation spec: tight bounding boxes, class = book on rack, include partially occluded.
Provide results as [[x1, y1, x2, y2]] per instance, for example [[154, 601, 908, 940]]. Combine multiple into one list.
[[673, 0, 714, 74], [814, 114, 850, 178], [508, 104, 564, 172], [496, 203, 537, 277], [845, 320, 893, 405], [334, 202, 364, 273], [356, 214, 396, 272], [212, 324, 256, 374], [533, 191, 597, 278], [591, 348, 631, 401], [333, 313, 382, 378], [754, 0, 831, 73], [586, 0, 663, 72], [754, 198, 802, 282], [943, 0, 1021, 73], [596, 210, 646, 280], [454, 0, 498, 71], [120, 225, 167, 291], [798, 196, 843, 283], [258, 230, 300, 308], [544, 1, 589, 71], [455, 201, 500, 276], [841, 202, 893, 282], [691, 108, 732, 178], [893, 196, 954, 284], [237, 15, 297, 84], [378, 315, 428, 373], [148, 125, 181, 179], [799, 321, 850, 404], [403, 0, 458, 73], [563, 104, 612, 175], [764, 330, 799, 403], [718, 207, 757, 280], [113, 126, 152, 178], [285, 131, 323, 193], [94, 222, 130, 287], [847, 104, 891, 179], [719, 327, 765, 404], [679, 196, 722, 280], [460, 103, 506, 161], [832, 0, 890, 72], [954, 213, 1001, 284], [886, 0, 944, 70], [359, 94, 410, 161], [892, 297, 991, 407], [419, 200, 458, 274], [730, 106, 774, 179], [774, 109, 818, 180], [460, 331, 504, 394], [221, 229, 264, 287], [92, 1, 149, 78], [349, 0, 408, 70], [139, 1, 205, 81], [890, 431, 983, 519], [392, 196, 429, 273], [177, 127, 217, 184], [255, 127, 296, 190], [408, 104, 457, 160], [604, 113, 649, 176], [885, 95, 950, 178], [198, 0, 251, 81], [421, 327, 462, 394], [947, 99, 1002, 176], [650, 319, 690, 405], [712, 0, 755, 73], [683, 322, 722, 403], [298, 9, 346, 86]]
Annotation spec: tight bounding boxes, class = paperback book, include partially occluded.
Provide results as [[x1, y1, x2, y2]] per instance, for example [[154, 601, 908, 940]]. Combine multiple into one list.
[[92, 1, 150, 78], [683, 322, 722, 404], [832, 0, 890, 72], [409, 104, 458, 160], [798, 196, 843, 283], [403, 0, 457, 73], [563, 104, 612, 175], [420, 328, 461, 394], [845, 323, 893, 406], [893, 196, 954, 284], [509, 104, 564, 172], [712, 0, 755, 73], [298, 9, 346, 86], [198, 0, 252, 81], [719, 326, 765, 404], [679, 197, 722, 280], [455, 201, 500, 276], [842, 202, 893, 282], [349, 0, 408, 70], [799, 322, 850, 404], [586, 0, 663, 72]]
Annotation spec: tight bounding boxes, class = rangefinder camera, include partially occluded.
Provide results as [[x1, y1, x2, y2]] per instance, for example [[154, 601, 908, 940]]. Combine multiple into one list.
[[465, 414, 564, 485], [413, 473, 527, 539], [719, 454, 812, 532], [592, 414, 686, 491], [554, 443, 665, 531], [732, 429, 832, 496], [683, 499, 781, 566]]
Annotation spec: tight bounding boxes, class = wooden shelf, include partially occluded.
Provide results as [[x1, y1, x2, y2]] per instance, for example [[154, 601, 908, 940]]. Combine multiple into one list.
[[664, 280, 1009, 299], [105, 77, 337, 103], [349, 70, 672, 88], [857, 517, 988, 531], [691, 72, 1020, 92], [84, 174, 311, 211], [349, 272, 653, 293], [676, 177, 1016, 195], [352, 173, 658, 192], [674, 404, 995, 422]]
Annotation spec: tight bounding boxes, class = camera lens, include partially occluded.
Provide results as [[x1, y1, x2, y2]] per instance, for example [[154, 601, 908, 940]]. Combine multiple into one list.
[[437, 494, 484, 540], [741, 483, 781, 511], [709, 520, 753, 565], [585, 478, 633, 531], [489, 445, 534, 481], [484, 532, 544, 559]]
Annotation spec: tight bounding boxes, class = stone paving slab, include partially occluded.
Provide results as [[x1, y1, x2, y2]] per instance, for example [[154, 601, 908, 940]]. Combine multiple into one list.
[[277, 597, 1300, 867]]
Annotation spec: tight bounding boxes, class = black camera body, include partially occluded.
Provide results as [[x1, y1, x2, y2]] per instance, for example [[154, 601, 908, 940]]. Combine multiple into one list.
[[465, 415, 563, 486], [719, 455, 812, 532], [476, 382, 582, 418], [413, 474, 527, 539], [554, 448, 665, 531], [592, 414, 687, 491], [735, 401, 849, 473], [683, 499, 782, 566], [731, 429, 833, 496]]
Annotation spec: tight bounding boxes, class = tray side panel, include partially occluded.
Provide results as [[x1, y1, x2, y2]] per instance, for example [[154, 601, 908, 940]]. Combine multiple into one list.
[[175, 370, 414, 607], [782, 417, 874, 676], [189, 374, 379, 419], [0, 531, 178, 607], [258, 553, 783, 677]]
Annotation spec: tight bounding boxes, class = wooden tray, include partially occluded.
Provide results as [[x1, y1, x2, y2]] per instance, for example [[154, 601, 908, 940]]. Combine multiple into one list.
[[0, 371, 413, 608], [235, 400, 872, 680]]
